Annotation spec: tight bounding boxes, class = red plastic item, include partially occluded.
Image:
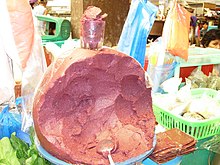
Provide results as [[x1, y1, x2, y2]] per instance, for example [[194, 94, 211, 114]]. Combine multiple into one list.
[[180, 65, 214, 81], [144, 59, 148, 71]]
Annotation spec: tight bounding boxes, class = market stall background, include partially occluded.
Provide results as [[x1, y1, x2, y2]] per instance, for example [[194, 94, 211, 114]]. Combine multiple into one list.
[[0, 0, 220, 164]]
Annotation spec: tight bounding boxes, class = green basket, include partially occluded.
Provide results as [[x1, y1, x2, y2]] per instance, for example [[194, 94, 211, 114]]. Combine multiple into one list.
[[153, 88, 220, 140]]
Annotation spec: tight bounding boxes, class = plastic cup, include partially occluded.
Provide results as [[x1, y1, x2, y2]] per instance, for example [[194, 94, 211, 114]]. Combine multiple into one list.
[[80, 19, 105, 50]]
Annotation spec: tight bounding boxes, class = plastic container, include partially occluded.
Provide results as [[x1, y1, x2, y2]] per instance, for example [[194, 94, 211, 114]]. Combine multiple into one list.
[[35, 135, 156, 165], [42, 40, 65, 48], [36, 15, 71, 41], [153, 88, 220, 140], [80, 19, 105, 50], [142, 156, 182, 165]]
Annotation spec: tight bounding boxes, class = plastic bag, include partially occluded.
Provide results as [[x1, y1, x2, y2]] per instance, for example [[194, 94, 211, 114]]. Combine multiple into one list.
[[0, 0, 47, 131], [0, 0, 20, 104], [148, 37, 176, 66], [7, 0, 34, 69], [212, 64, 220, 77], [0, 42, 14, 104], [44, 39, 81, 60], [0, 98, 22, 139], [147, 38, 178, 93], [160, 77, 182, 94], [188, 68, 209, 88], [147, 62, 178, 93], [6, 0, 47, 113], [201, 135, 220, 154], [162, 0, 191, 60], [21, 27, 47, 113], [117, 0, 158, 67], [20, 20, 47, 132]]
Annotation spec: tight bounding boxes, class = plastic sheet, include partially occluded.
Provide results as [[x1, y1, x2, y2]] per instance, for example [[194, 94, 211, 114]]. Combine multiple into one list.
[[21, 28, 47, 114], [162, 0, 191, 60], [117, 0, 158, 67], [0, 43, 14, 104]]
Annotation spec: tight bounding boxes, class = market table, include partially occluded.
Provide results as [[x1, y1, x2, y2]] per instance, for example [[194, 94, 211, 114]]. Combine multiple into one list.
[[174, 47, 220, 80]]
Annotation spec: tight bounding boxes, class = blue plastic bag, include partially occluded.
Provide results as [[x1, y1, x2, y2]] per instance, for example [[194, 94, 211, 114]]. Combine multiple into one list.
[[0, 98, 22, 139], [117, 0, 158, 67]]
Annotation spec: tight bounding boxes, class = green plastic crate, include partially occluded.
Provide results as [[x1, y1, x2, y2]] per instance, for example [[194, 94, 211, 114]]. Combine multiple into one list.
[[153, 88, 220, 140]]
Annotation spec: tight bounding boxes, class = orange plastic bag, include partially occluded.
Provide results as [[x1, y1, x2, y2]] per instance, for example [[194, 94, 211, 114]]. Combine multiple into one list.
[[162, 1, 191, 60]]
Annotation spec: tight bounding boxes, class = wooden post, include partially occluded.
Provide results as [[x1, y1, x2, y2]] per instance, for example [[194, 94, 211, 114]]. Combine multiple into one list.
[[71, 0, 130, 47]]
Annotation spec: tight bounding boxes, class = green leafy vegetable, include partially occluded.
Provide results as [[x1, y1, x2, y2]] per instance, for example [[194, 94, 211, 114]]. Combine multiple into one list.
[[10, 133, 29, 160], [0, 130, 51, 165], [0, 137, 20, 165]]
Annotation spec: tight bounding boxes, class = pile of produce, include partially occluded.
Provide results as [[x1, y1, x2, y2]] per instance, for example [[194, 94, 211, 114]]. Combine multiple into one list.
[[0, 130, 50, 165], [188, 68, 220, 90]]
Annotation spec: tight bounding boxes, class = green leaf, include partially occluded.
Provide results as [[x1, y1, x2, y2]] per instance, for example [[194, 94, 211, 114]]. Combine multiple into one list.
[[0, 159, 11, 165], [0, 137, 20, 165], [0, 131, 51, 165], [25, 154, 38, 165], [18, 157, 26, 165], [10, 134, 29, 159], [33, 157, 44, 165], [28, 127, 35, 145]]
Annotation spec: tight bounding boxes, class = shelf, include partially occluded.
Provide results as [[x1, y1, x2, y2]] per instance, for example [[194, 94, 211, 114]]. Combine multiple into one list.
[[187, 1, 216, 10]]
